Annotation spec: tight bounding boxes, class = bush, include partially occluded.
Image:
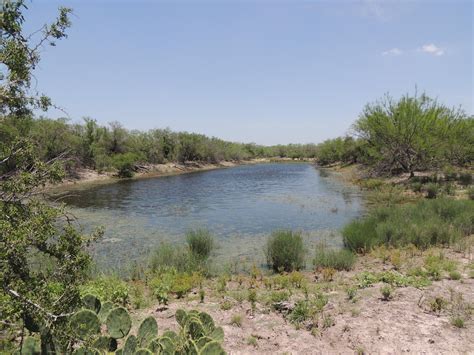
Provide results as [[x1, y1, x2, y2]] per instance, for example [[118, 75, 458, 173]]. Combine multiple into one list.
[[380, 285, 392, 301], [313, 243, 356, 271], [458, 173, 472, 186], [288, 300, 310, 325], [265, 230, 305, 272], [425, 183, 439, 199], [186, 229, 214, 262], [468, 187, 474, 200], [80, 276, 129, 306], [148, 242, 193, 273], [112, 152, 138, 178], [343, 199, 473, 251], [230, 314, 243, 327]]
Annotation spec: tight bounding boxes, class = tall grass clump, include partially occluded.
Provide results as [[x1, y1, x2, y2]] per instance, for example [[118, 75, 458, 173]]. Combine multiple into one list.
[[343, 199, 473, 252], [313, 243, 356, 271], [186, 229, 214, 262], [265, 230, 305, 272], [148, 242, 193, 273]]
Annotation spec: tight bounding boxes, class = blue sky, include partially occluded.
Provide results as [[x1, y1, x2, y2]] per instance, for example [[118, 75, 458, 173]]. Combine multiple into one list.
[[26, 0, 472, 145]]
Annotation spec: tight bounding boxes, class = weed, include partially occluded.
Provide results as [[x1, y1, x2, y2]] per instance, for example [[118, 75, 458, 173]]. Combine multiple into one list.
[[220, 299, 233, 311], [450, 317, 465, 328], [313, 243, 356, 271], [380, 285, 393, 301], [246, 336, 258, 347], [449, 271, 462, 280], [346, 287, 357, 301], [186, 229, 214, 262], [230, 314, 243, 327]]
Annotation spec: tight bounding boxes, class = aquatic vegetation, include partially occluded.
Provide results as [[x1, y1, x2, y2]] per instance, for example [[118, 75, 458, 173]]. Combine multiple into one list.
[[343, 199, 473, 251], [313, 243, 356, 271], [186, 229, 215, 262]]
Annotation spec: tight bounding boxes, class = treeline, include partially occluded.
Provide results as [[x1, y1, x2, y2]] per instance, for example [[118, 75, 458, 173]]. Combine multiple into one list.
[[314, 93, 473, 176], [23, 117, 321, 177]]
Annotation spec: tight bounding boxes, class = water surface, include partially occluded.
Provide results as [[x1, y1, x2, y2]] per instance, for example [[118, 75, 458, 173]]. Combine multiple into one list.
[[58, 163, 363, 270]]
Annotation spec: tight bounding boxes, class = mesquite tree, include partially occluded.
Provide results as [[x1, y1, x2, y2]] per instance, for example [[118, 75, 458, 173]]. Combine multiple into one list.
[[354, 93, 472, 176], [0, 1, 102, 351]]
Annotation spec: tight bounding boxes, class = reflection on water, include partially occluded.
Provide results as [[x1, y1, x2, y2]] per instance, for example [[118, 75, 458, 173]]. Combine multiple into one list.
[[56, 163, 363, 270]]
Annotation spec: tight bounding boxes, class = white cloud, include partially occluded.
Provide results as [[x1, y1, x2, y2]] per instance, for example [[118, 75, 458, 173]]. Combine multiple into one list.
[[420, 43, 445, 56], [382, 48, 403, 56]]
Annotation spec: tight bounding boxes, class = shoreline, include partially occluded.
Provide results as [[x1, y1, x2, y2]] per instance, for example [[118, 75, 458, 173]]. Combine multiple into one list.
[[47, 157, 315, 192]]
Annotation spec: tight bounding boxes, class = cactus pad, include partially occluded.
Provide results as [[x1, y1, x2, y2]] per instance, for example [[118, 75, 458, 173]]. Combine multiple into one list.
[[98, 301, 114, 322], [134, 349, 153, 355], [175, 309, 187, 327], [200, 341, 226, 355], [123, 334, 138, 354], [82, 294, 101, 314], [199, 312, 215, 332], [209, 327, 224, 342], [93, 336, 117, 352], [137, 316, 158, 347], [106, 307, 131, 339], [69, 309, 100, 340]]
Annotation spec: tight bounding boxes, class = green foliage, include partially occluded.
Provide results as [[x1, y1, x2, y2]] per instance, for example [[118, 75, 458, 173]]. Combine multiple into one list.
[[123, 335, 138, 354], [265, 230, 305, 272], [468, 187, 474, 200], [315, 136, 366, 166], [80, 276, 129, 306], [230, 314, 243, 327], [343, 199, 473, 251], [148, 242, 193, 274], [451, 317, 465, 328], [112, 152, 138, 178], [354, 92, 473, 175], [105, 307, 131, 339], [20, 337, 41, 355], [82, 294, 101, 313], [289, 300, 310, 325], [186, 229, 214, 262], [380, 285, 393, 301], [313, 243, 356, 271], [425, 183, 439, 199], [458, 173, 472, 186]]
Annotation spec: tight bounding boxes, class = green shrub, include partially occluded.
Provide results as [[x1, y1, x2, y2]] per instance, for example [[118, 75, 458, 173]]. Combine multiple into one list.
[[186, 229, 214, 262], [425, 183, 439, 199], [343, 199, 473, 251], [313, 243, 356, 271], [380, 285, 392, 301], [112, 152, 138, 178], [80, 276, 129, 306], [451, 317, 465, 328], [269, 290, 290, 304], [288, 300, 310, 325], [230, 314, 242, 327], [265, 230, 305, 272], [468, 187, 474, 200], [449, 271, 461, 280], [148, 242, 193, 273], [458, 173, 472, 186], [410, 182, 423, 193]]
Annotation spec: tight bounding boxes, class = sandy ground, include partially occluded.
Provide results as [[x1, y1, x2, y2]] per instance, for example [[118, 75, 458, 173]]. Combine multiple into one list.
[[126, 246, 473, 355]]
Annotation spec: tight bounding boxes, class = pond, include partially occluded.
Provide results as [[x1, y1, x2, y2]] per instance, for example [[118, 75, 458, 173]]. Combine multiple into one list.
[[57, 163, 364, 271]]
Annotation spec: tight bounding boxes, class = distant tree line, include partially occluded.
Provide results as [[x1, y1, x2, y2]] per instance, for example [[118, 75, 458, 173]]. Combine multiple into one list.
[[17, 91, 474, 179]]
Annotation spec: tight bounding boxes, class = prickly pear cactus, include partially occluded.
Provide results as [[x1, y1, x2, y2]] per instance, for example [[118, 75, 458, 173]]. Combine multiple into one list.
[[188, 319, 205, 340], [72, 347, 101, 354], [175, 309, 187, 327], [196, 336, 213, 349], [69, 309, 101, 340], [123, 334, 138, 354], [106, 307, 131, 339], [97, 300, 114, 322], [158, 336, 176, 354], [162, 330, 178, 342], [147, 337, 161, 353], [200, 341, 226, 355], [209, 327, 224, 342], [93, 336, 117, 352], [134, 349, 153, 355], [137, 316, 158, 347], [82, 294, 101, 314], [199, 312, 215, 333]]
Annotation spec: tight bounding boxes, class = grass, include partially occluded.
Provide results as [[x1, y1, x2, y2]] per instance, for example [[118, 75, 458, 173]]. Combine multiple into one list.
[[313, 243, 356, 271], [186, 229, 214, 262], [265, 230, 305, 272], [230, 314, 243, 327], [343, 199, 473, 252], [380, 285, 393, 301]]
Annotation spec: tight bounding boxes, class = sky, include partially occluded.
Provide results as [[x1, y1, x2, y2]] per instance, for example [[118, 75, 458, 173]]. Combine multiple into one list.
[[25, 0, 473, 145]]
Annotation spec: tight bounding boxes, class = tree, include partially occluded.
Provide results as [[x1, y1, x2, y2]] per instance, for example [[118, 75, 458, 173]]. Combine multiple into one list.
[[1, 2, 101, 352], [353, 92, 469, 176]]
